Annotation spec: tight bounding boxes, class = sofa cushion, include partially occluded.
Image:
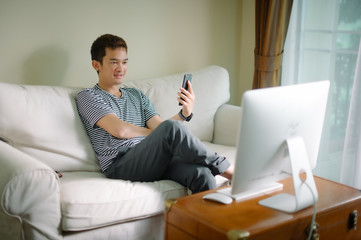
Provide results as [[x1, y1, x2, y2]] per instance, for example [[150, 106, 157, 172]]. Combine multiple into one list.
[[122, 65, 230, 142], [60, 141, 235, 231], [60, 172, 188, 231], [0, 83, 100, 172]]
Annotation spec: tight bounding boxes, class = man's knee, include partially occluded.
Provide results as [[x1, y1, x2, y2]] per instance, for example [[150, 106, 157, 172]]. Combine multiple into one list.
[[159, 119, 184, 131], [158, 119, 188, 138]]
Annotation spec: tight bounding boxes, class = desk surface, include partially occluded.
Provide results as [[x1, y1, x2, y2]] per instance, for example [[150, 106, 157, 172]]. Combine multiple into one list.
[[166, 176, 361, 240]]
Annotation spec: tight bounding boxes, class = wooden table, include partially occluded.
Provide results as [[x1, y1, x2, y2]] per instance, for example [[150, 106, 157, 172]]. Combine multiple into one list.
[[165, 176, 361, 240]]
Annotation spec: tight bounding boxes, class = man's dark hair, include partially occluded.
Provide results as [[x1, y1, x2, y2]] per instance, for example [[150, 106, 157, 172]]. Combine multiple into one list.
[[91, 34, 127, 63]]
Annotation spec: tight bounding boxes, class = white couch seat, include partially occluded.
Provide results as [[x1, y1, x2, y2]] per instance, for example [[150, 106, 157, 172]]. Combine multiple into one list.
[[60, 172, 187, 231]]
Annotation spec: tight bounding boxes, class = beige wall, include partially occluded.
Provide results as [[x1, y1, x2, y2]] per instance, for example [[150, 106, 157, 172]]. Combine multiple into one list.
[[0, 0, 254, 105]]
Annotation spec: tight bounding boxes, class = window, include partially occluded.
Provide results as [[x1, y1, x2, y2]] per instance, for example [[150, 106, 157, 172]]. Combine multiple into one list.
[[282, 0, 361, 181]]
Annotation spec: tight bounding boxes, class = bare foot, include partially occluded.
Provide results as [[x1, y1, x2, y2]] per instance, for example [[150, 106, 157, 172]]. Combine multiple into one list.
[[221, 165, 234, 181]]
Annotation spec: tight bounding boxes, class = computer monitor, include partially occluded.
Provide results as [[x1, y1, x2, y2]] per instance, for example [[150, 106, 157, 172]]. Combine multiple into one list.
[[218, 81, 330, 212]]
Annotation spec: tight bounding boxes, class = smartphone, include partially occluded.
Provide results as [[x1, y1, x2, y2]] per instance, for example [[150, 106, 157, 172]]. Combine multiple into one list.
[[179, 74, 192, 106], [182, 74, 192, 90]]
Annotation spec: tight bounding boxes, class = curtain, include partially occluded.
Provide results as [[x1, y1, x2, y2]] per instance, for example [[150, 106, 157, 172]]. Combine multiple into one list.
[[281, 0, 361, 186], [253, 0, 294, 89], [341, 39, 361, 189]]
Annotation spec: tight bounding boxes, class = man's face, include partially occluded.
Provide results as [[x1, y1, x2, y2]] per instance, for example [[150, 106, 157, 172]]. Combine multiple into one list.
[[92, 47, 128, 86]]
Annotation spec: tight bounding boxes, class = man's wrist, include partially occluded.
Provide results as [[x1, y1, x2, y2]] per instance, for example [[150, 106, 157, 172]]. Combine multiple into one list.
[[179, 110, 193, 122]]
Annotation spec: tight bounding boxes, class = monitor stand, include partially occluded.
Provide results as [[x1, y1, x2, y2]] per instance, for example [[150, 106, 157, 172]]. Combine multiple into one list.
[[259, 137, 318, 213]]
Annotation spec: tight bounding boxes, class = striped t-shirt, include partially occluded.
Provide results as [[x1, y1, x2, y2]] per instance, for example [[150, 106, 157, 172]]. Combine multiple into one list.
[[76, 84, 158, 172]]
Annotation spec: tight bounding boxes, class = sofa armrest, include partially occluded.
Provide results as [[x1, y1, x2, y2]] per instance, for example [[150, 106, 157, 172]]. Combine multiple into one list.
[[0, 141, 62, 240], [213, 104, 242, 146]]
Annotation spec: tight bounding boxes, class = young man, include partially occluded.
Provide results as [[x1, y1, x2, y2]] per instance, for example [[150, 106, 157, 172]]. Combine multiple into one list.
[[76, 34, 233, 193]]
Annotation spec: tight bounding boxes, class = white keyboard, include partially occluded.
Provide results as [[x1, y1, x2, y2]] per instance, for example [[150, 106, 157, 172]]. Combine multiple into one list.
[[217, 182, 283, 201]]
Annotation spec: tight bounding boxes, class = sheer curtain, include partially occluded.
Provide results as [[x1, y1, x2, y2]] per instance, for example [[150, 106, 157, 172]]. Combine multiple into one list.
[[282, 0, 361, 187], [341, 40, 361, 189]]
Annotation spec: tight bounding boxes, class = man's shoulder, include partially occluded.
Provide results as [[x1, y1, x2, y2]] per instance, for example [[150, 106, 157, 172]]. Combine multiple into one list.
[[121, 87, 145, 97], [76, 86, 101, 100], [122, 87, 141, 93]]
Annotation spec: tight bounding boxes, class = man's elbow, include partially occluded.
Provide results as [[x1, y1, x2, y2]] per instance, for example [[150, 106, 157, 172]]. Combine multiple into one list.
[[111, 127, 128, 139]]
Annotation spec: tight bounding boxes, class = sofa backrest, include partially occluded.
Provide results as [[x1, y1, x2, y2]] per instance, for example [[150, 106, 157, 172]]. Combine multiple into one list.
[[0, 84, 100, 172], [123, 65, 230, 142], [0, 65, 229, 172]]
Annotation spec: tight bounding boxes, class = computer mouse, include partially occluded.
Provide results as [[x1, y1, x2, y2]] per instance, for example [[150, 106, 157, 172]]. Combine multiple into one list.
[[202, 192, 233, 205]]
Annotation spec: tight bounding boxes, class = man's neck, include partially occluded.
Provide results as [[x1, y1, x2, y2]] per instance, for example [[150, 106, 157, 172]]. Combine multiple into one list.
[[98, 83, 122, 98]]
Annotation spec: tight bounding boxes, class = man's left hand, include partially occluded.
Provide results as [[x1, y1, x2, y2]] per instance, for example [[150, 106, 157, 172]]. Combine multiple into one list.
[[178, 81, 195, 117]]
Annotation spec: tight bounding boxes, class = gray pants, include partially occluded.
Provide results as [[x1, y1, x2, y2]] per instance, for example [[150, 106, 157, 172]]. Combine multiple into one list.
[[105, 120, 230, 193]]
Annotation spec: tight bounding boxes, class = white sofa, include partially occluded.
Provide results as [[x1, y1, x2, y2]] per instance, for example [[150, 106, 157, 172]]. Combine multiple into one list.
[[0, 65, 241, 240]]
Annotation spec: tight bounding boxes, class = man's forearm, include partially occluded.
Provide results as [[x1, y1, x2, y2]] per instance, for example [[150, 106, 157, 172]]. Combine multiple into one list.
[[97, 114, 151, 139], [118, 123, 152, 139]]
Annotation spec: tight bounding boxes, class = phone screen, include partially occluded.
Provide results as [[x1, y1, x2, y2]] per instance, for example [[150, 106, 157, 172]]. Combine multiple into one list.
[[179, 74, 192, 106], [182, 74, 192, 90]]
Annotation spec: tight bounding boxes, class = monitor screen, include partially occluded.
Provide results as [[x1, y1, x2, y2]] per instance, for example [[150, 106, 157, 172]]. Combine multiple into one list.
[[219, 81, 329, 203]]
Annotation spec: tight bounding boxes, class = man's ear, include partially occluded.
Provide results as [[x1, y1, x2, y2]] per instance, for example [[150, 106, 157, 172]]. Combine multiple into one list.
[[92, 60, 101, 72]]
